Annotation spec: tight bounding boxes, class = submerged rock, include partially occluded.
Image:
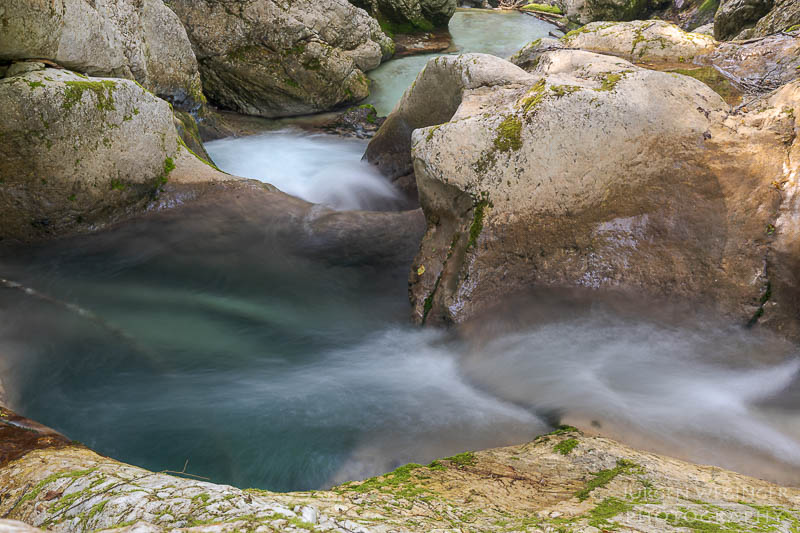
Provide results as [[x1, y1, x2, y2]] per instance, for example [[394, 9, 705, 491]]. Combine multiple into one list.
[[366, 50, 800, 338], [0, 0, 205, 111], [0, 68, 179, 242], [168, 0, 393, 118]]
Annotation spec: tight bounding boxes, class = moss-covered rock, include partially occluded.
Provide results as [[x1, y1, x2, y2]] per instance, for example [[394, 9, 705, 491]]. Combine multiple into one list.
[[350, 0, 457, 32], [0, 0, 205, 111], [169, 0, 393, 118], [0, 69, 179, 242], [713, 0, 800, 40], [0, 416, 798, 533], [366, 49, 800, 339], [560, 20, 717, 62], [555, 0, 670, 24]]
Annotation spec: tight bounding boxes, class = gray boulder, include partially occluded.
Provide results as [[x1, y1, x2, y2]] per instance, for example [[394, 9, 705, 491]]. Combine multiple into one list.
[[0, 0, 205, 111], [0, 68, 179, 241], [351, 0, 457, 31], [169, 0, 394, 118], [367, 50, 800, 339]]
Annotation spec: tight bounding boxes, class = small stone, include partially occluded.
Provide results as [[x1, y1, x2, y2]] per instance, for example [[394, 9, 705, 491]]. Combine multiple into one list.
[[6, 61, 46, 77]]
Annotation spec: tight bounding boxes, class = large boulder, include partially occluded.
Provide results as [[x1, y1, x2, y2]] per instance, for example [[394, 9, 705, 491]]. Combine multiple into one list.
[[560, 20, 717, 62], [168, 0, 394, 118], [350, 0, 457, 32], [748, 0, 800, 37], [554, 0, 669, 24], [714, 0, 772, 40], [0, 0, 205, 111], [367, 51, 800, 339], [714, 0, 800, 40], [0, 67, 179, 242], [364, 54, 533, 189]]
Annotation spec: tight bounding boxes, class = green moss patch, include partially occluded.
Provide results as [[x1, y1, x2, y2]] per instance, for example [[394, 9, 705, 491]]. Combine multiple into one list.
[[668, 67, 741, 105], [522, 3, 562, 14], [576, 459, 640, 501], [553, 438, 579, 455], [493, 115, 523, 152], [444, 451, 477, 467], [62, 80, 117, 112], [588, 497, 633, 528]]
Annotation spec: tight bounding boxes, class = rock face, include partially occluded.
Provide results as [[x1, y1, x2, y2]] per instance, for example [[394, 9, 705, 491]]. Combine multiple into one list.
[[1, 408, 798, 533], [0, 0, 204, 111], [0, 68, 179, 242], [714, 0, 774, 39], [748, 0, 800, 38], [366, 50, 800, 338], [350, 0, 457, 31], [168, 0, 393, 118], [554, 0, 669, 24], [714, 0, 800, 40]]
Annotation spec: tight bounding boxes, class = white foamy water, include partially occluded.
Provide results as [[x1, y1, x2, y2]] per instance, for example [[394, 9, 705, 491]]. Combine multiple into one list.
[[205, 129, 403, 211]]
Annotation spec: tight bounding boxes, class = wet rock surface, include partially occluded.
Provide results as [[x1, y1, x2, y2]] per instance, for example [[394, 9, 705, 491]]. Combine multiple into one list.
[[0, 426, 797, 533]]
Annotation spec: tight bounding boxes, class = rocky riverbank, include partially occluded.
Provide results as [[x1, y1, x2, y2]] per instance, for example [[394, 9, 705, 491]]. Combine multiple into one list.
[[2, 0, 800, 531], [1, 407, 798, 533]]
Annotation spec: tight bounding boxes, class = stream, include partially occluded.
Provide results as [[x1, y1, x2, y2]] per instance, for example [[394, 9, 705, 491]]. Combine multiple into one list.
[[1, 10, 800, 493]]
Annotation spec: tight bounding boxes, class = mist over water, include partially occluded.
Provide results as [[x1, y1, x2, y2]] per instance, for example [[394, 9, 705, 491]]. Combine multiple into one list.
[[205, 129, 404, 211], [1, 211, 799, 490]]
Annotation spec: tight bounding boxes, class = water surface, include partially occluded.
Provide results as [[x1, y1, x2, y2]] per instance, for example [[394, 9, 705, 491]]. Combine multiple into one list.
[[366, 10, 557, 114], [206, 130, 404, 211]]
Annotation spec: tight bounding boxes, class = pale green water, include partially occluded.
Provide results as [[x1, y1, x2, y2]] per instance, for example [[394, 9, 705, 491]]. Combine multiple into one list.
[[366, 10, 557, 115]]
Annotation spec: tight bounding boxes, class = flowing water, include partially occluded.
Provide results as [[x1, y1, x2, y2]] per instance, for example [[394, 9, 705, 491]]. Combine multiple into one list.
[[2, 10, 800, 494], [205, 130, 405, 211], [204, 10, 554, 207]]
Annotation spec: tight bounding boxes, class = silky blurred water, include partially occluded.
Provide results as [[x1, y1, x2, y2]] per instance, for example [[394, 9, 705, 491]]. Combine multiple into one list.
[[2, 218, 800, 490], [366, 10, 557, 115], [205, 130, 405, 211]]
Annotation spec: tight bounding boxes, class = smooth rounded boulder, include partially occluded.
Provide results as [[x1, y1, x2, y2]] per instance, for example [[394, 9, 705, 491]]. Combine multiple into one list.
[[0, 0, 205, 111], [366, 51, 800, 340], [169, 0, 394, 118], [0, 68, 179, 241]]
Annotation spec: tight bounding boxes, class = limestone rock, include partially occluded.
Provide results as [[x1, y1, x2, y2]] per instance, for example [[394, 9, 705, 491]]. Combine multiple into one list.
[[561, 20, 717, 62], [366, 50, 800, 338], [350, 0, 457, 31], [0, 420, 797, 533], [714, 0, 770, 40], [0, 68, 179, 241], [169, 0, 393, 118], [554, 0, 669, 24], [0, 0, 205, 111]]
